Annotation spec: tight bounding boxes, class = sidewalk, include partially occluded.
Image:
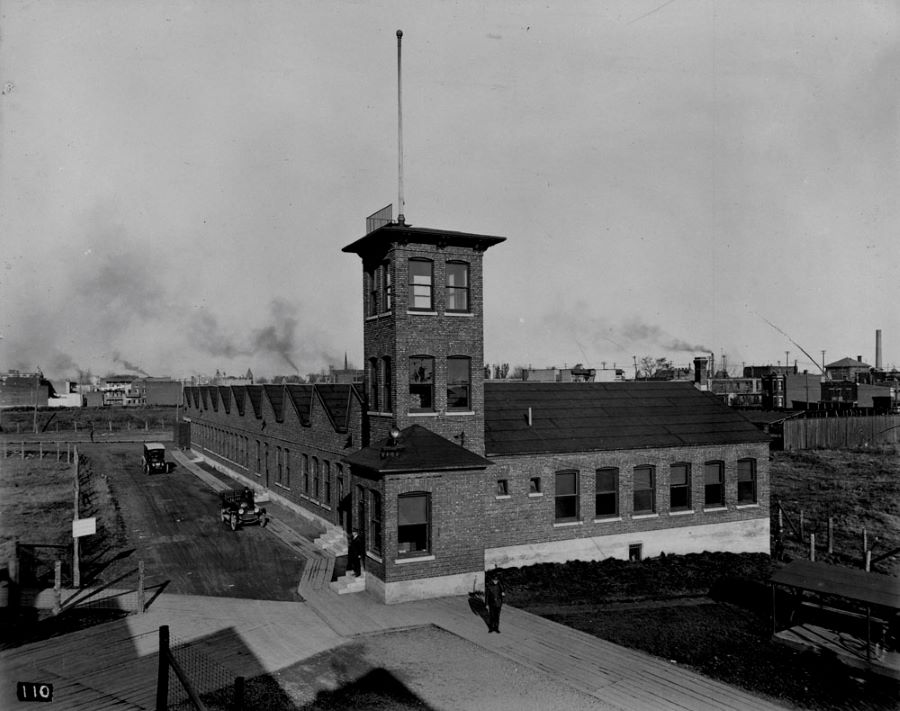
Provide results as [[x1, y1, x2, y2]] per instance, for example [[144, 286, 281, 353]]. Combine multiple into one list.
[[0, 449, 791, 711]]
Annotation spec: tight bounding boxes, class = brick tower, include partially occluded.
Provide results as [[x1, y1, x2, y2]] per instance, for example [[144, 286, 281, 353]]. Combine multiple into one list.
[[342, 220, 504, 455]]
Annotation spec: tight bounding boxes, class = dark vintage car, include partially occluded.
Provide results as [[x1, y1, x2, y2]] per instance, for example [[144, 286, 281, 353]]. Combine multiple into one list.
[[142, 442, 168, 474], [220, 487, 269, 530]]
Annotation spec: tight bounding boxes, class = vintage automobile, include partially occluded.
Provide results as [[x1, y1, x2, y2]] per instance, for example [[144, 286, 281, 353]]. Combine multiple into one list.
[[220, 487, 269, 530], [142, 442, 168, 474]]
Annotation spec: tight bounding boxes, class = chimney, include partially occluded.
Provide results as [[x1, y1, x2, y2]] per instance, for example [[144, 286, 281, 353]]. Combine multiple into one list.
[[693, 357, 709, 390], [857, 355, 862, 362], [876, 329, 882, 370]]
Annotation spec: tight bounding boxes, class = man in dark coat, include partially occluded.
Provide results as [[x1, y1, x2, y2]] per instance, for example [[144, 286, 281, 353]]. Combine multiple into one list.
[[348, 530, 364, 577], [485, 570, 504, 633]]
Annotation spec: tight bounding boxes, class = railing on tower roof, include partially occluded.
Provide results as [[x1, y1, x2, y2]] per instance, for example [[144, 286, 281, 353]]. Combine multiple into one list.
[[366, 204, 393, 234]]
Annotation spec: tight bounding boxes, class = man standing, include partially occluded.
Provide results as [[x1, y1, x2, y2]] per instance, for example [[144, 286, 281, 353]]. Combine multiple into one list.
[[348, 530, 364, 577], [485, 570, 504, 633]]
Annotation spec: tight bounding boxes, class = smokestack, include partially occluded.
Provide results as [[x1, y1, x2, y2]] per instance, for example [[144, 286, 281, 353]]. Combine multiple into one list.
[[876, 329, 882, 370]]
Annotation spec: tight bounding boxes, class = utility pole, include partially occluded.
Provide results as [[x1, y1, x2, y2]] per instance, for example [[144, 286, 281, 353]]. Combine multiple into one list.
[[33, 370, 39, 434]]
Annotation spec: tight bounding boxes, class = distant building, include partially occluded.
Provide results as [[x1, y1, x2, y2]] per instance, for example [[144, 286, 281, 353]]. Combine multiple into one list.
[[0, 371, 51, 409], [825, 356, 871, 383]]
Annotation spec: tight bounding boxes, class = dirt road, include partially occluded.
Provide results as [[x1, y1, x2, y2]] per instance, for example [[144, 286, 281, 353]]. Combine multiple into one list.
[[79, 442, 305, 601]]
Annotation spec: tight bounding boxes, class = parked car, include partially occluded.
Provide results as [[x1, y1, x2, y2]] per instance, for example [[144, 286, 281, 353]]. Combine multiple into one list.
[[142, 442, 168, 474], [220, 487, 269, 530]]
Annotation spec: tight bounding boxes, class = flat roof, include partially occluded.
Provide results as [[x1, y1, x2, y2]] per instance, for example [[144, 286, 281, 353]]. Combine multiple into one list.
[[770, 559, 900, 610]]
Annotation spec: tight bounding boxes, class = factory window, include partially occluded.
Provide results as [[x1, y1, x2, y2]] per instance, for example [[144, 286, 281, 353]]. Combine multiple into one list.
[[595, 467, 619, 518], [633, 466, 656, 514], [302, 454, 309, 494], [446, 261, 470, 312], [311, 457, 319, 500], [323, 460, 331, 505], [284, 449, 291, 489], [409, 356, 434, 411], [529, 476, 542, 494], [669, 463, 691, 511], [380, 357, 392, 413], [398, 492, 430, 557], [447, 356, 471, 410], [409, 258, 433, 310], [737, 458, 757, 504], [555, 470, 580, 522], [275, 446, 282, 486], [496, 479, 509, 496], [704, 461, 724, 507]]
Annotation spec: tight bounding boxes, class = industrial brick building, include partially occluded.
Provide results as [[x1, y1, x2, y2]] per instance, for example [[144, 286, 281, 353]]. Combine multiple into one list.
[[182, 219, 771, 603]]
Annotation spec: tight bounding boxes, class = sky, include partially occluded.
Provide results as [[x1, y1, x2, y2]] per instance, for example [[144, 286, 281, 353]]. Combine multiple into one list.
[[1, 0, 898, 380]]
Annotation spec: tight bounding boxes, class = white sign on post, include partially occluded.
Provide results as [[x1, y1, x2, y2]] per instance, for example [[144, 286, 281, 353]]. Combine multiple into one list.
[[72, 517, 97, 538]]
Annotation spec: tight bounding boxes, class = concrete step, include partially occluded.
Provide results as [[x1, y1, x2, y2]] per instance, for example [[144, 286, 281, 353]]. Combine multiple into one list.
[[314, 527, 348, 556], [329, 571, 366, 595]]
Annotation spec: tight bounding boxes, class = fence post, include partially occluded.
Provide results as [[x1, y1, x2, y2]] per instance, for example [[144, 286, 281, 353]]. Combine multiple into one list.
[[809, 534, 816, 562], [73, 453, 80, 589], [865, 550, 872, 572], [234, 676, 245, 711], [21, 442, 24, 460], [156, 626, 170, 711], [137, 560, 145, 614], [863, 527, 868, 564], [827, 518, 833, 555], [53, 561, 62, 615], [799, 510, 804, 540]]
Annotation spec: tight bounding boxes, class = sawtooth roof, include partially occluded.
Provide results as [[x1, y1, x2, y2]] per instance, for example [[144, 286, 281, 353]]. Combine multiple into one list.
[[344, 424, 492, 475], [484, 381, 769, 457]]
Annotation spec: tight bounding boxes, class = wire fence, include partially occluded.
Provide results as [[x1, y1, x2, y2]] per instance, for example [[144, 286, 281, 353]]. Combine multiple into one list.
[[159, 626, 245, 711]]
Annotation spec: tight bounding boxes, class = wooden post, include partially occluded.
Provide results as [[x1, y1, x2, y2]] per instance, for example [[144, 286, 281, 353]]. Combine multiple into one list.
[[865, 550, 872, 572], [234, 676, 245, 711], [799, 510, 804, 540], [73, 453, 80, 589], [156, 626, 170, 711], [108, 420, 112, 432], [137, 560, 145, 614], [56, 441, 60, 461], [863, 527, 868, 562], [827, 517, 833, 555], [53, 561, 62, 615], [809, 533, 816, 562]]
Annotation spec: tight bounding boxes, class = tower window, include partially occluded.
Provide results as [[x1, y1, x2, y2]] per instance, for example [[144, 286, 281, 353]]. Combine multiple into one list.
[[409, 259, 433, 310], [409, 356, 434, 411], [367, 358, 379, 411], [382, 261, 393, 312], [367, 267, 378, 317], [381, 356, 393, 413], [446, 261, 469, 312], [447, 356, 470, 409]]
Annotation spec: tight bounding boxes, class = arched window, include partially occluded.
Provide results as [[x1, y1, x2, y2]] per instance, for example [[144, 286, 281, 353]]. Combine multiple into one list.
[[409, 258, 433, 310], [446, 261, 470, 312]]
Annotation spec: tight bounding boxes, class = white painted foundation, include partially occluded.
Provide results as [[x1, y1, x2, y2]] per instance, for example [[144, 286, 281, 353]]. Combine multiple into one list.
[[485, 518, 771, 569], [369, 570, 485, 605]]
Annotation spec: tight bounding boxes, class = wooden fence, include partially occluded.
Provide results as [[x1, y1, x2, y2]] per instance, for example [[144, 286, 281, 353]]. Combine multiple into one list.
[[782, 414, 900, 450]]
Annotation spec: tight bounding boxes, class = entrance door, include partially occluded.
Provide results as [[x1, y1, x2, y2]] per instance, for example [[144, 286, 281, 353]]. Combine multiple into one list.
[[356, 485, 366, 536]]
